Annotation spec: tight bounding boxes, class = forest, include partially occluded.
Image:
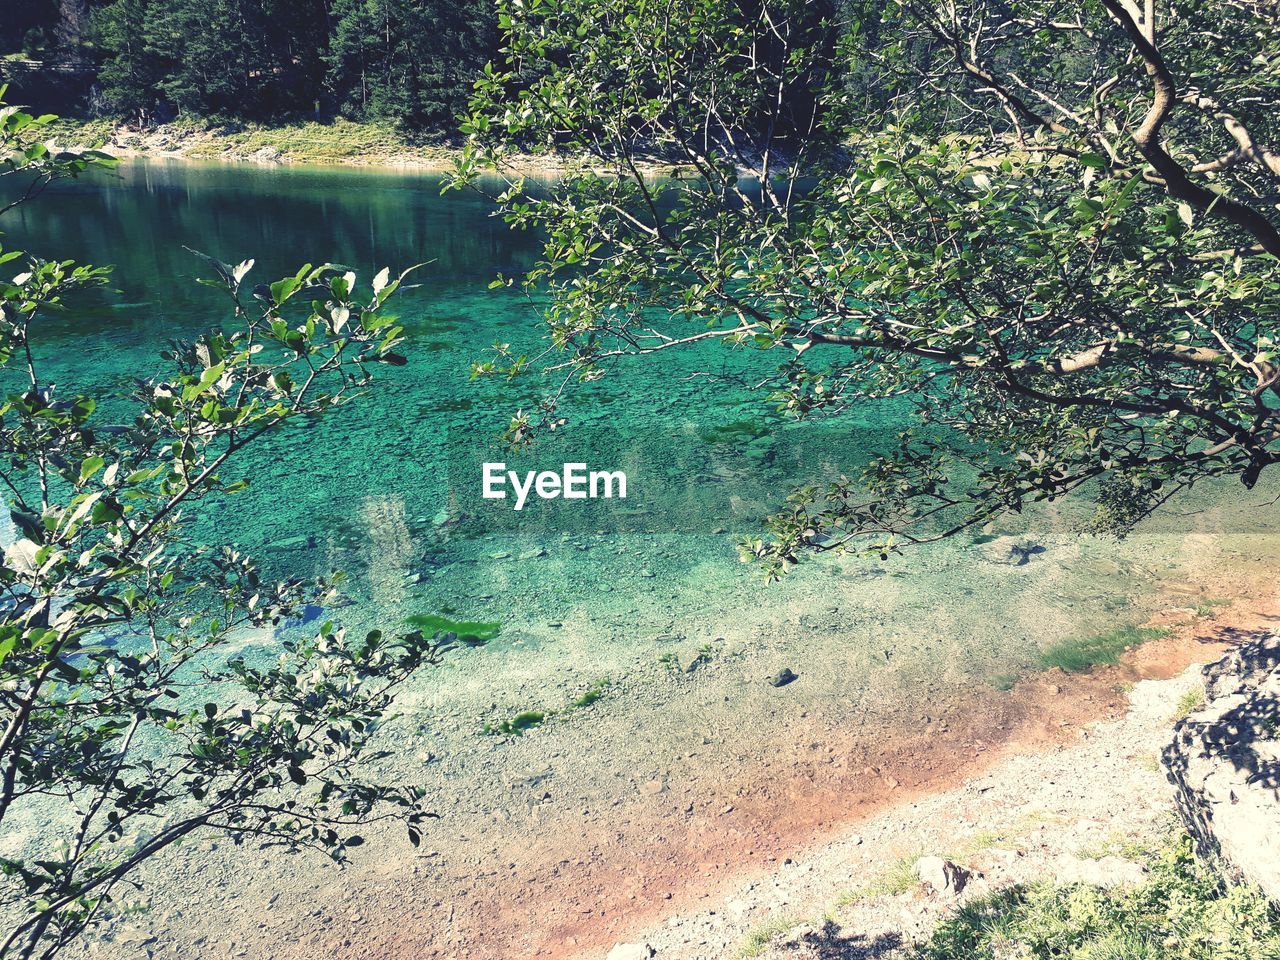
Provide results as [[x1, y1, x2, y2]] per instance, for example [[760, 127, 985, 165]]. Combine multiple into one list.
[[1, 0, 498, 129]]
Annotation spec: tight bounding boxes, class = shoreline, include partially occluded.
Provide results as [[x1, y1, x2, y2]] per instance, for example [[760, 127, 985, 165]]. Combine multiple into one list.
[[51, 116, 469, 171], [628, 631, 1270, 959], [569, 593, 1280, 960], [49, 117, 683, 176], [273, 576, 1278, 960], [54, 536, 1278, 960]]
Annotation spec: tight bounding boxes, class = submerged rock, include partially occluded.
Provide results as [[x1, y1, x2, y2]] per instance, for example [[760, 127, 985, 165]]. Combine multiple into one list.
[[606, 944, 655, 960], [980, 535, 1046, 566]]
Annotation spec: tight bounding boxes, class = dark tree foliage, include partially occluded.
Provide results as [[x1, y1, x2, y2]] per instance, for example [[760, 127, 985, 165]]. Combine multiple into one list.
[[82, 0, 497, 129], [325, 0, 498, 128], [0, 2, 61, 59]]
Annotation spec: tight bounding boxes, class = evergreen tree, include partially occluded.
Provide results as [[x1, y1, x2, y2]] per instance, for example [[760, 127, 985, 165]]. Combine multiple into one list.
[[88, 0, 497, 128], [92, 0, 167, 120]]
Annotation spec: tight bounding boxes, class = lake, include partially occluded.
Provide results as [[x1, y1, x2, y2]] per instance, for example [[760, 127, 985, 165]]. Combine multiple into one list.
[[3, 158, 1277, 959]]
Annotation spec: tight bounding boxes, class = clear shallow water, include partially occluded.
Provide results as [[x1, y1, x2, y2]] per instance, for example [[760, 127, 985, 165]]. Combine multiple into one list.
[[1, 157, 1276, 683], [0, 160, 915, 636]]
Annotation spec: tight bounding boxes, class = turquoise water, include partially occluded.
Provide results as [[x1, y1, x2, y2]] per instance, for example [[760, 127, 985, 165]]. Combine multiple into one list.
[[2, 158, 1275, 679], [0, 160, 908, 638]]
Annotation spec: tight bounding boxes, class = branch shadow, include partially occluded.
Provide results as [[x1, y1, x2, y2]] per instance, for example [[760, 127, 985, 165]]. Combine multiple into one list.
[[1194, 620, 1279, 648], [1164, 635, 1279, 867], [785, 920, 904, 959]]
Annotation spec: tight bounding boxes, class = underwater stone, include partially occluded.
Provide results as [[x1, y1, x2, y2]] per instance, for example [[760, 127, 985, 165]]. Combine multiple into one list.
[[980, 535, 1046, 566], [769, 668, 798, 688]]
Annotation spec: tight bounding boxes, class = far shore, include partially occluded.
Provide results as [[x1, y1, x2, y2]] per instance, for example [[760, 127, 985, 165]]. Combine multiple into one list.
[[49, 116, 692, 177]]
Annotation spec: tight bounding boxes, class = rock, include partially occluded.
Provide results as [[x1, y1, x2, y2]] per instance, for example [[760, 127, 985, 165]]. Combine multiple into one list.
[[267, 535, 312, 552], [769, 668, 798, 688], [606, 944, 655, 960], [1163, 634, 1280, 902], [914, 856, 973, 897], [980, 535, 1046, 566], [685, 652, 711, 674]]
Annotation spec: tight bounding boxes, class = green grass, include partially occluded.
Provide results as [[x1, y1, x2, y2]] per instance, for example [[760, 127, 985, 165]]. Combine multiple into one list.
[[482, 678, 612, 737], [989, 672, 1019, 691], [1074, 830, 1159, 862], [657, 651, 682, 671], [404, 614, 501, 644], [1036, 625, 1170, 674], [483, 710, 547, 736], [1191, 597, 1232, 617], [833, 854, 920, 906], [569, 678, 612, 709], [735, 916, 800, 958], [910, 836, 1280, 960], [1173, 685, 1206, 719]]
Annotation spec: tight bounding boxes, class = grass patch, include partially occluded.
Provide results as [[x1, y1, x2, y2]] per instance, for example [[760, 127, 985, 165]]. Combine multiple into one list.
[[483, 710, 547, 736], [1173, 685, 1206, 719], [404, 614, 501, 645], [1191, 597, 1232, 617], [735, 916, 800, 959], [1036, 625, 1170, 673], [569, 678, 611, 710], [483, 677, 612, 737], [657, 651, 682, 671], [1074, 830, 1158, 862], [834, 854, 920, 906], [989, 673, 1019, 692], [910, 836, 1280, 960]]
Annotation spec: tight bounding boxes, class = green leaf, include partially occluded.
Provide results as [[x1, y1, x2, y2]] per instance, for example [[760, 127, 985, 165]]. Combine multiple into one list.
[[78, 456, 105, 486]]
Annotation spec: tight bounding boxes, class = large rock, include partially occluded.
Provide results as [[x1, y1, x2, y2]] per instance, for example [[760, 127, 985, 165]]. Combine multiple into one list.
[[914, 856, 974, 897], [1163, 634, 1280, 901]]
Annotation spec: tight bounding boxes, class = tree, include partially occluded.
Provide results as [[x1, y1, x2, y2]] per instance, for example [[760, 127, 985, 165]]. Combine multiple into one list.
[[325, 0, 498, 129], [95, 0, 329, 119], [91, 0, 169, 122], [0, 2, 60, 59], [1, 92, 442, 959], [452, 0, 1280, 577]]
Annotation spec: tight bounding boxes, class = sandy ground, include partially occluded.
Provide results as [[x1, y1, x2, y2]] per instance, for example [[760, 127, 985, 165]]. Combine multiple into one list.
[[618, 610, 1280, 959], [63, 563, 1276, 960]]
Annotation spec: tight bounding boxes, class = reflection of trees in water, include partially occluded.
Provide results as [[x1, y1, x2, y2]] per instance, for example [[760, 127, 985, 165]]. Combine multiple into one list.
[[359, 494, 414, 612]]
